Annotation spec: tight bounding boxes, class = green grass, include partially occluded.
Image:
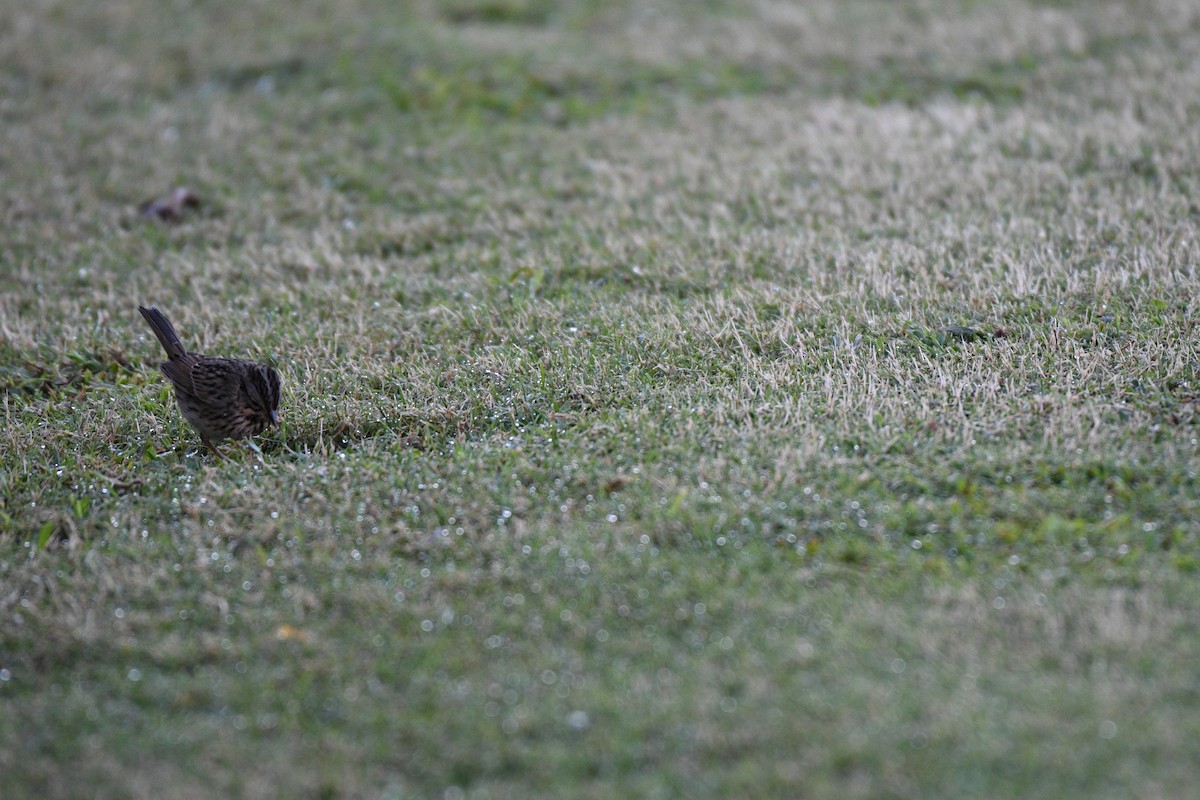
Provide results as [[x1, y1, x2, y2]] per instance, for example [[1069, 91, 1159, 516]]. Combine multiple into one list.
[[4, 0, 1200, 797]]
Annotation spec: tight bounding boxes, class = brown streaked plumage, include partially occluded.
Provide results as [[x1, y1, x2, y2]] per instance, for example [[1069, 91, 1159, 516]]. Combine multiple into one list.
[[139, 305, 281, 458]]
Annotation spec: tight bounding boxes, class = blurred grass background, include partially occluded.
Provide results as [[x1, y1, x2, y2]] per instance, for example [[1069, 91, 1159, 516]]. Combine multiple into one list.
[[4, 1, 1200, 797]]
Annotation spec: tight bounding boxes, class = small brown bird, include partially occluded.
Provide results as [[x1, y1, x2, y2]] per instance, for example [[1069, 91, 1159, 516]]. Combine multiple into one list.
[[139, 305, 281, 458]]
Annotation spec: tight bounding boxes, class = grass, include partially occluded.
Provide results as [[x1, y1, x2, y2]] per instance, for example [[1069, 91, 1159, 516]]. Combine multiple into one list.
[[4, 0, 1200, 797]]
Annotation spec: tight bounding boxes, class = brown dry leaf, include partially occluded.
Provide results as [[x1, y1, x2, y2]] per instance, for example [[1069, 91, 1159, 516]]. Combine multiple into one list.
[[275, 624, 312, 642], [603, 475, 632, 495], [138, 187, 201, 221]]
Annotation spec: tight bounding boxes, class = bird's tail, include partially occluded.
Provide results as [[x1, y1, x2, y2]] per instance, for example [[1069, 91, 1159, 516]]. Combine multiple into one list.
[[138, 306, 188, 360]]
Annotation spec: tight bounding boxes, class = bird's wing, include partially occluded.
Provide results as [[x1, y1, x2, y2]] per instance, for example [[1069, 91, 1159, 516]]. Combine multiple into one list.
[[160, 354, 203, 396], [189, 358, 243, 397]]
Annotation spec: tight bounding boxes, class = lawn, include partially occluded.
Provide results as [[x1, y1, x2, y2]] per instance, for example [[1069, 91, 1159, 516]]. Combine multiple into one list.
[[3, 1, 1200, 797]]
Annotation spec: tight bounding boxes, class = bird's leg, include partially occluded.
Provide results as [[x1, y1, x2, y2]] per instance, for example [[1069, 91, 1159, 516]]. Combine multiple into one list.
[[202, 438, 226, 460]]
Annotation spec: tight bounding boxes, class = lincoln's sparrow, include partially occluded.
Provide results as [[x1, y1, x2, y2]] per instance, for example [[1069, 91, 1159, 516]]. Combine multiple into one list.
[[139, 305, 281, 457]]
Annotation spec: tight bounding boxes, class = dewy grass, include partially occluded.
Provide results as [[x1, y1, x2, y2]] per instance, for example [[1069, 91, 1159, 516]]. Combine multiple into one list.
[[4, 0, 1200, 797]]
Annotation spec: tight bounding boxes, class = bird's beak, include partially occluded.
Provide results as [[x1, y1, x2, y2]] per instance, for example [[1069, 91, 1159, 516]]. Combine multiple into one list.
[[270, 409, 279, 426]]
